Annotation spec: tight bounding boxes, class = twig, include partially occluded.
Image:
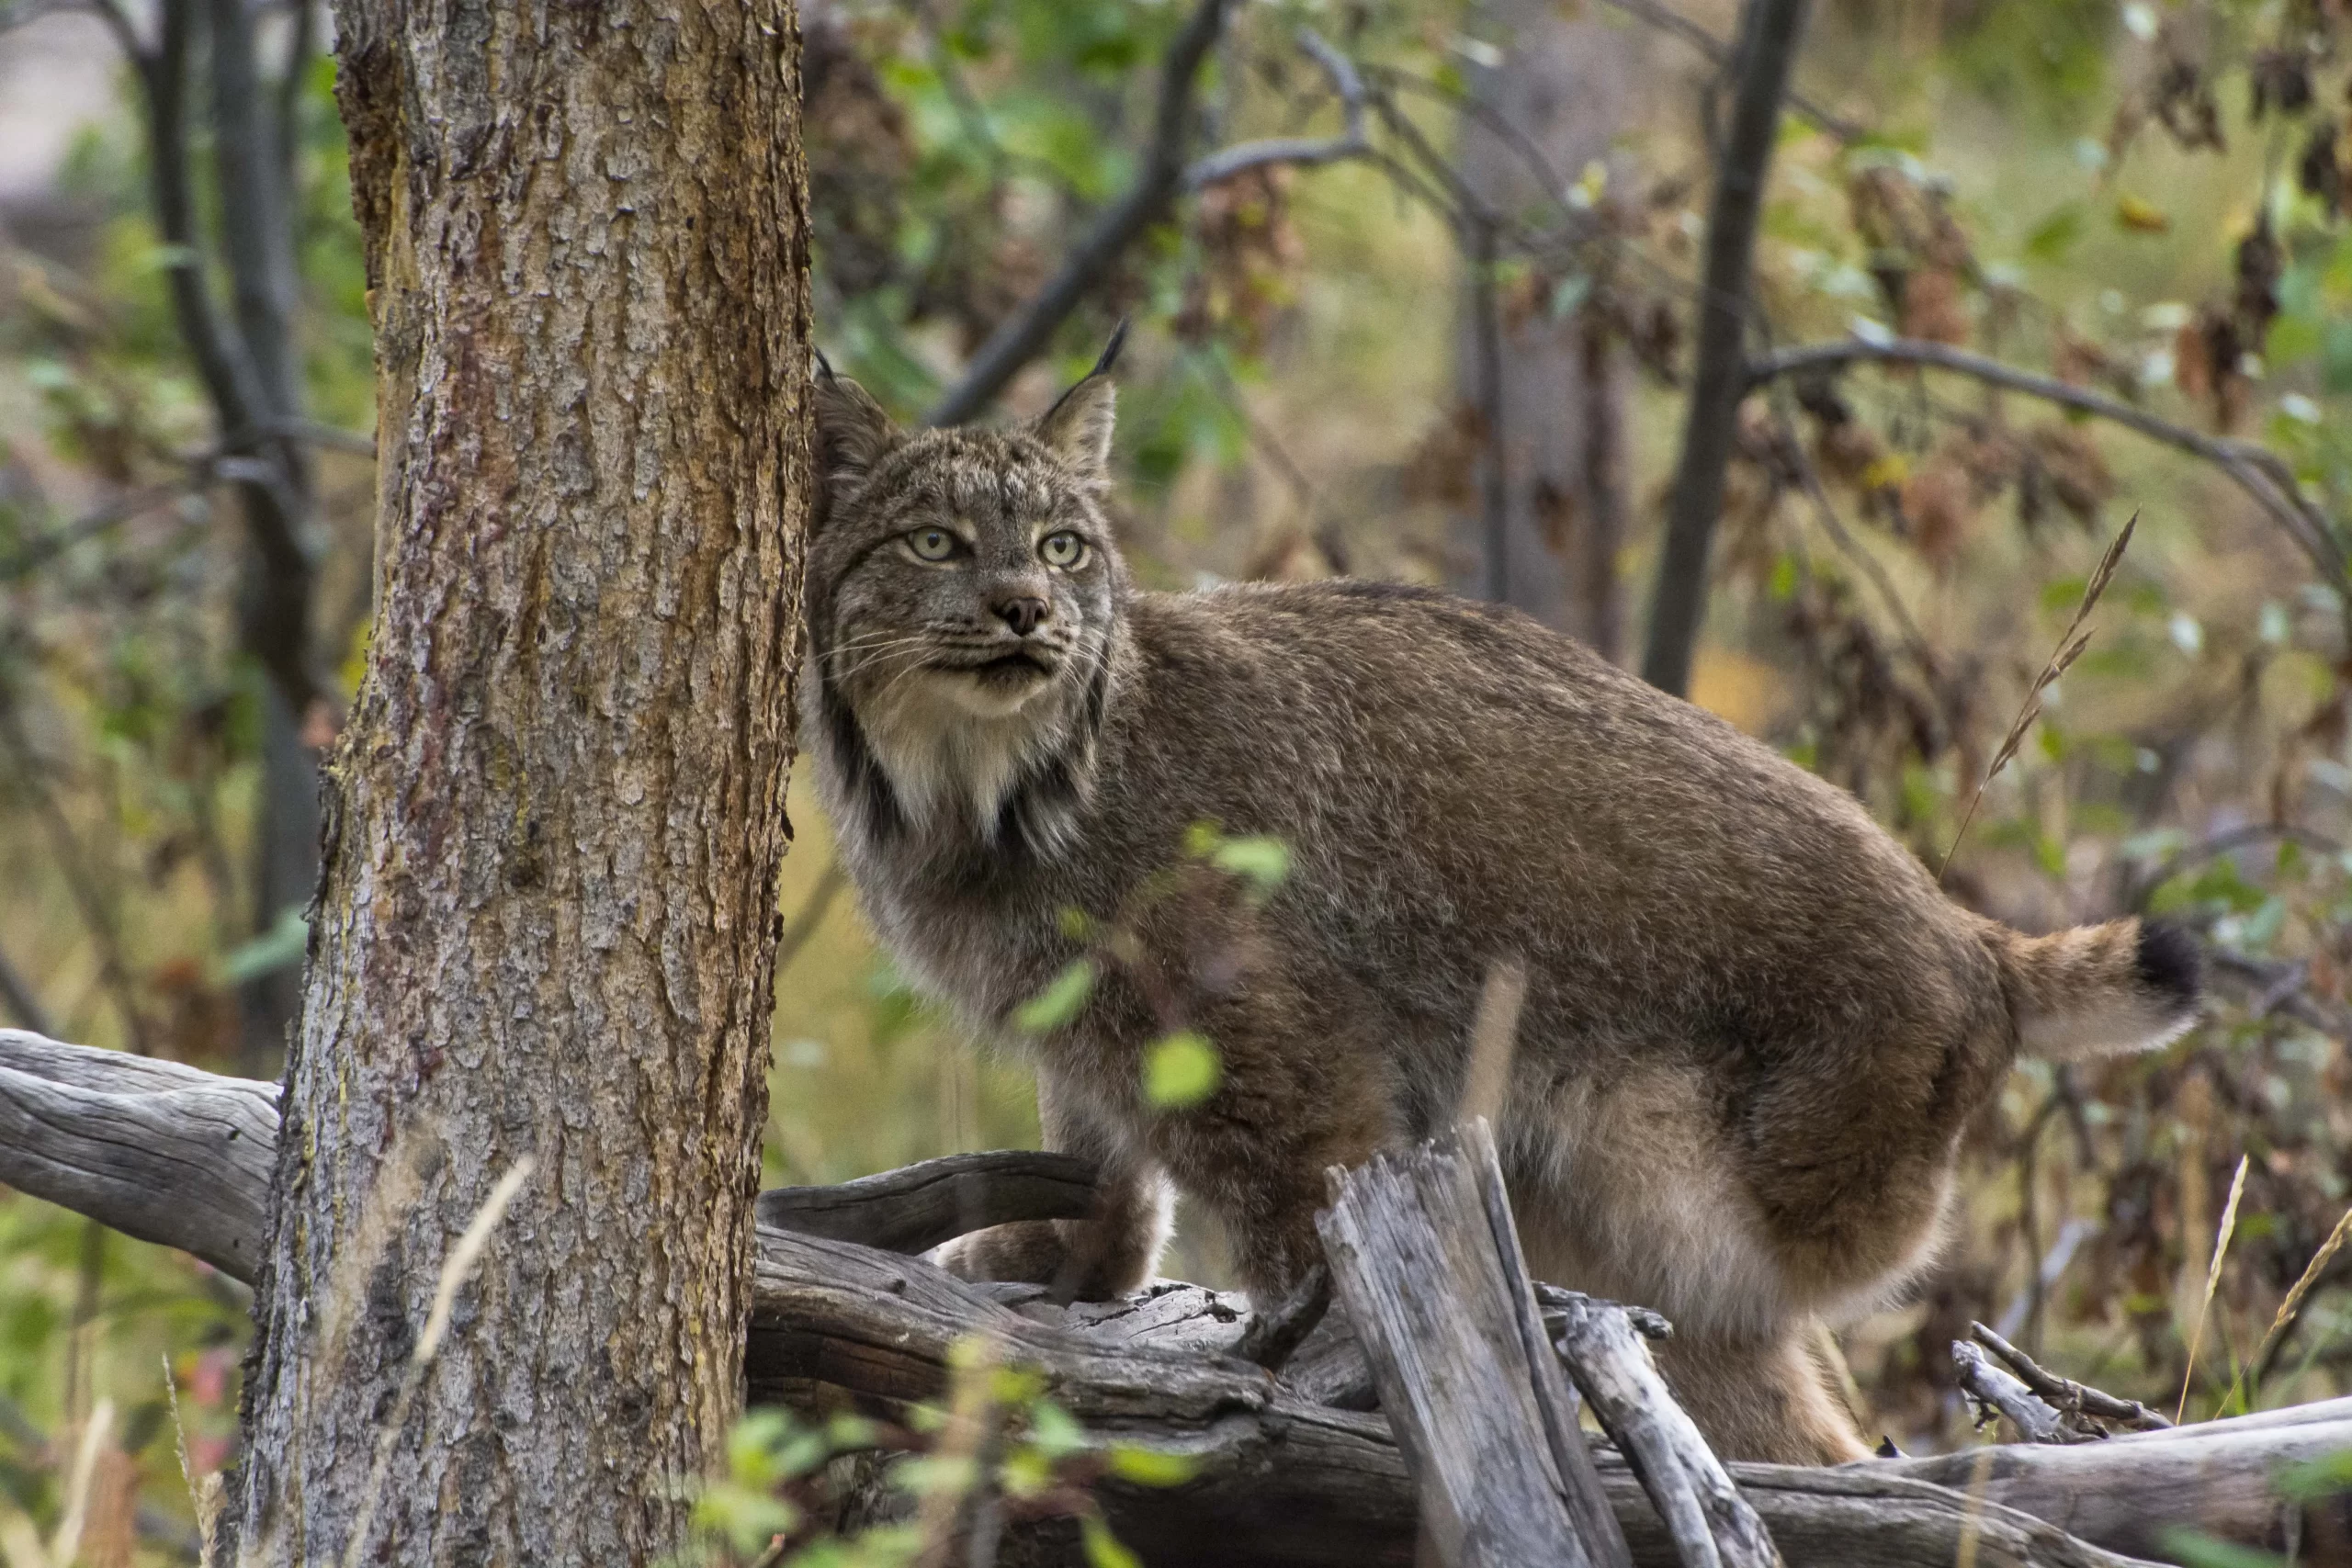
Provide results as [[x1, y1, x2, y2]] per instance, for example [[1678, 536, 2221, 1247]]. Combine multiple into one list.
[[0, 699, 153, 1055], [1235, 1261, 1331, 1372], [1939, 512, 2135, 879], [775, 860, 847, 975], [1182, 28, 1370, 191], [1967, 1322, 2171, 1432], [1470, 220, 1511, 603], [1746, 337, 2351, 593], [1640, 0, 1813, 697], [1770, 400, 1942, 679], [0, 942, 57, 1037], [1591, 0, 1862, 141], [924, 0, 1233, 426], [0, 483, 197, 583], [2177, 1153, 2249, 1422]]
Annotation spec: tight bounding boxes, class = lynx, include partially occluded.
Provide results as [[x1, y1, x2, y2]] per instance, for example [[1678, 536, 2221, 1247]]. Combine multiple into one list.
[[800, 340, 2200, 1465]]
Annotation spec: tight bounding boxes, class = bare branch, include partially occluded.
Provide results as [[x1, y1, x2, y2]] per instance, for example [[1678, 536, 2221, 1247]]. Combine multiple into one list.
[[924, 0, 1234, 426], [1746, 336, 2352, 594], [1593, 0, 1862, 141], [1182, 28, 1370, 190], [0, 944, 55, 1036], [0, 482, 195, 583], [0, 705, 155, 1055], [1969, 1323, 2173, 1435]]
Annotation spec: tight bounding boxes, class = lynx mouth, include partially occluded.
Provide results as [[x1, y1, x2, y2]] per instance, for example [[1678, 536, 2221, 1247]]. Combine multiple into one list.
[[956, 651, 1053, 682]]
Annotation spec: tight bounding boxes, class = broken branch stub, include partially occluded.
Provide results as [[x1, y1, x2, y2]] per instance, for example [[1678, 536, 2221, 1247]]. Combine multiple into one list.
[[1551, 1291, 1781, 1568], [1317, 1124, 1633, 1568]]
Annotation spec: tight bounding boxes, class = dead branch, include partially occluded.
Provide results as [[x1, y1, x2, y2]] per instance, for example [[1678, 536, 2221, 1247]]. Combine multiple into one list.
[[1968, 1323, 2172, 1435], [1745, 335, 2351, 595], [754, 1150, 1099, 1255], [1552, 1291, 1781, 1568], [5, 1028, 2341, 1566], [1954, 1340, 2079, 1444], [924, 0, 1234, 426]]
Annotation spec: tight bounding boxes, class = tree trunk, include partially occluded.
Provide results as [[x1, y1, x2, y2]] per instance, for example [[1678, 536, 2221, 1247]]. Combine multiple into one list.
[[227, 1, 810, 1562], [1451, 2, 1640, 660]]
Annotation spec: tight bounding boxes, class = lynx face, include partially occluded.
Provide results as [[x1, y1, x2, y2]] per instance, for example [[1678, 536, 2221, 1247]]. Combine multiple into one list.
[[807, 364, 1128, 843]]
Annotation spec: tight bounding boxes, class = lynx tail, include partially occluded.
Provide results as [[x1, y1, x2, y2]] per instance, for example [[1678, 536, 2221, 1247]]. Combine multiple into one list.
[[1989, 918, 2202, 1061]]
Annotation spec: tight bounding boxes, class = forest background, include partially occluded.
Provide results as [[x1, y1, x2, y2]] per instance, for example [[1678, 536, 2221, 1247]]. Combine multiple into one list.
[[3, 0, 2352, 1554]]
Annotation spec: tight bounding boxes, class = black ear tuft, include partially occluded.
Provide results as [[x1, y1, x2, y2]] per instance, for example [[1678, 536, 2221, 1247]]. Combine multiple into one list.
[[2133, 919, 2202, 1012], [1090, 317, 1130, 379], [1033, 327, 1124, 481]]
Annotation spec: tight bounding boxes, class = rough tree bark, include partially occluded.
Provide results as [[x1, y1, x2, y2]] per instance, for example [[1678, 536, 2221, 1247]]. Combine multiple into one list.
[[1452, 3, 1641, 658], [226, 2, 810, 1562]]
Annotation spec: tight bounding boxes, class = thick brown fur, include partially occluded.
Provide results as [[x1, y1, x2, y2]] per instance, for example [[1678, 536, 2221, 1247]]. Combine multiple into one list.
[[800, 356, 2202, 1464]]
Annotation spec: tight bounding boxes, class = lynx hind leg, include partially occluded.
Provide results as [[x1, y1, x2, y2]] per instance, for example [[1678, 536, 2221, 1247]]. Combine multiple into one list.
[[1652, 1323, 1870, 1466], [931, 1169, 1174, 1302]]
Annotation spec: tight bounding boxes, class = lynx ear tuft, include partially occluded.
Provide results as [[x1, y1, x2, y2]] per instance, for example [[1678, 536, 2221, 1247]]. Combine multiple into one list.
[[812, 355, 899, 493], [1033, 321, 1126, 481]]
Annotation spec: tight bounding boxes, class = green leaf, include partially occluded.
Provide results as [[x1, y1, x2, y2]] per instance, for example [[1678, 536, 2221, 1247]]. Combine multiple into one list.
[[1209, 835, 1289, 893], [1105, 1445, 1197, 1486], [220, 903, 311, 985], [2024, 204, 2084, 263], [2156, 1529, 2288, 1568], [1081, 1515, 1145, 1568], [1014, 960, 1096, 1034], [1143, 1032, 1221, 1109]]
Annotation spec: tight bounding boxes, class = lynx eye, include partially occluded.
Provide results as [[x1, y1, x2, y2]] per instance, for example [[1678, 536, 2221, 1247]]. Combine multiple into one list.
[[906, 526, 959, 562], [1040, 531, 1086, 569]]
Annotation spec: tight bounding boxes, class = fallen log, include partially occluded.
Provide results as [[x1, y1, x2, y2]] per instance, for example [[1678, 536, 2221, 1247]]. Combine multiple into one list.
[[6, 1029, 2345, 1565]]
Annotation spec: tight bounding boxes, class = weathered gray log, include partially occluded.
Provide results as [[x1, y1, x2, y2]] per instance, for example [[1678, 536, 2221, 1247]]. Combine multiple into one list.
[[2, 1030, 2335, 1566], [1463, 1118, 1640, 1560], [1893, 1411, 2352, 1562], [1317, 1125, 1634, 1568], [753, 1223, 2163, 1568], [1551, 1291, 1781, 1568], [0, 1029, 276, 1278], [754, 1149, 1098, 1254]]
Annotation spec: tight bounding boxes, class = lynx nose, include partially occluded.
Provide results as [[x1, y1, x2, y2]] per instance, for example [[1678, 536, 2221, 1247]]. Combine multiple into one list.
[[993, 594, 1049, 637]]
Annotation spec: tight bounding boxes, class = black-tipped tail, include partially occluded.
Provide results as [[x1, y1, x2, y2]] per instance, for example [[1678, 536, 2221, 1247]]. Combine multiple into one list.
[[2133, 919, 2203, 1018]]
